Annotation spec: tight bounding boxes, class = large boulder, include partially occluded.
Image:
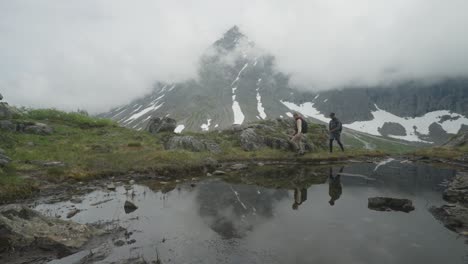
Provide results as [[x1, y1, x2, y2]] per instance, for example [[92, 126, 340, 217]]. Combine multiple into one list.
[[0, 120, 15, 131], [0, 148, 12, 167], [0, 102, 13, 120], [0, 204, 98, 255], [165, 136, 221, 153], [22, 122, 54, 135], [147, 117, 177, 134], [368, 197, 415, 213], [240, 128, 266, 151]]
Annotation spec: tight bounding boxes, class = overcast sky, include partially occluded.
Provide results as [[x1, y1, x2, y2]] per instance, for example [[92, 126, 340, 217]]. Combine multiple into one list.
[[1, 0, 468, 113]]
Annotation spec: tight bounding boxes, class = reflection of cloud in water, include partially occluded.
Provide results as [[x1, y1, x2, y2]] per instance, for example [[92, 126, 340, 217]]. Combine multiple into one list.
[[197, 180, 288, 239]]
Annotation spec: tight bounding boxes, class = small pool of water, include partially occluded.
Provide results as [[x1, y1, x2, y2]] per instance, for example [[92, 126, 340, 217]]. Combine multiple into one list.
[[39, 160, 468, 264]]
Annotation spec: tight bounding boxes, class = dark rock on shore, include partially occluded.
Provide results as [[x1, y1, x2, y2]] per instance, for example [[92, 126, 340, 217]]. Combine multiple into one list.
[[147, 117, 177, 134], [0, 204, 98, 256], [368, 197, 415, 213], [430, 204, 468, 235], [443, 172, 468, 206]]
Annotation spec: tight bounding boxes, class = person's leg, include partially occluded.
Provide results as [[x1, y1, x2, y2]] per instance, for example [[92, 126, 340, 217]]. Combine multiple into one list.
[[291, 134, 302, 153], [298, 134, 305, 154], [336, 135, 344, 151], [329, 139, 334, 153]]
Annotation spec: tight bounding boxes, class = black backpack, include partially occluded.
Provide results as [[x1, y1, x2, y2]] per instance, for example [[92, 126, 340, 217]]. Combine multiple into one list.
[[301, 118, 308, 133]]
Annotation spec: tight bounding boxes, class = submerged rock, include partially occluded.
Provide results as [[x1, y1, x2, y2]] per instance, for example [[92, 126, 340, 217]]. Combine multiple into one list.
[[368, 197, 415, 213], [124, 200, 138, 214], [0, 204, 97, 255]]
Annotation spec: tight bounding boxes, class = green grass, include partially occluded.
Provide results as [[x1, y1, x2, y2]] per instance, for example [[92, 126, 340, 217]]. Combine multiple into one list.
[[412, 145, 468, 160], [0, 108, 389, 202]]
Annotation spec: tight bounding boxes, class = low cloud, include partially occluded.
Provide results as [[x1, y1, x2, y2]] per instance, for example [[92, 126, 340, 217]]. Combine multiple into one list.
[[1, 0, 467, 112]]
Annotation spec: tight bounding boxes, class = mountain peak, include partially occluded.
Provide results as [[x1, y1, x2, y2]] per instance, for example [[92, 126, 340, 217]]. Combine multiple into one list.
[[214, 25, 246, 51]]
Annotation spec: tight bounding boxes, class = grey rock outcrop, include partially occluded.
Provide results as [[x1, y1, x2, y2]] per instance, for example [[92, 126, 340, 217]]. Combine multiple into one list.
[[0, 120, 54, 135], [430, 204, 468, 235], [22, 122, 54, 135], [0, 102, 13, 120], [0, 204, 97, 254], [368, 197, 415, 213], [443, 172, 468, 205], [443, 131, 468, 148], [147, 117, 177, 134], [165, 136, 221, 153], [0, 148, 12, 167]]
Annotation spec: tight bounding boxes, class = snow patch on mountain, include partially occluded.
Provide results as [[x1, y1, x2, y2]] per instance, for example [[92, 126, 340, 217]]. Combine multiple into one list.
[[281, 101, 329, 123], [201, 119, 212, 131], [256, 79, 266, 120], [125, 102, 164, 123], [346, 104, 468, 142], [174, 125, 185, 133]]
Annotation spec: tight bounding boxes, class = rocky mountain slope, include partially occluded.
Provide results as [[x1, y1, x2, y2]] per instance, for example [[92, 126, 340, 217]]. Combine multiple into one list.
[[99, 26, 468, 145]]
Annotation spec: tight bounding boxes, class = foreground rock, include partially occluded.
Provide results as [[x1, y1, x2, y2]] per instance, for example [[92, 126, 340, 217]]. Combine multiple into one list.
[[368, 197, 415, 213], [430, 204, 468, 235], [0, 204, 98, 256], [234, 119, 328, 152], [147, 117, 177, 134], [443, 172, 468, 205], [165, 136, 221, 153], [0, 120, 54, 135], [0, 102, 13, 120], [0, 148, 12, 167]]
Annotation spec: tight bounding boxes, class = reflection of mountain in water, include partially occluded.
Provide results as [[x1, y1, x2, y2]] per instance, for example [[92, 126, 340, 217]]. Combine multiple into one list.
[[197, 180, 288, 239]]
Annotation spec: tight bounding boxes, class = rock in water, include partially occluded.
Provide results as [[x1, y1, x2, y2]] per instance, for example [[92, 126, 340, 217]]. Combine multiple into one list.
[[368, 197, 415, 213], [147, 117, 177, 134], [124, 201, 138, 214], [0, 204, 97, 255], [107, 183, 116, 191], [213, 170, 227, 175]]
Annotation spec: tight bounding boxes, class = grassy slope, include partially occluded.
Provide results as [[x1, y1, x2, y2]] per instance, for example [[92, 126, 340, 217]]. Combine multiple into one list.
[[0, 109, 387, 202]]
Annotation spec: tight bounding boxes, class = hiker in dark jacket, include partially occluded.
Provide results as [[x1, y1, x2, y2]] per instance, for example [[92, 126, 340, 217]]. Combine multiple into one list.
[[329, 113, 344, 153]]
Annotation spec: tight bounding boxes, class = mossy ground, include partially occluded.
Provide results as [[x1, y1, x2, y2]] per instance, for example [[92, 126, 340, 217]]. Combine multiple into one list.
[[0, 109, 387, 202]]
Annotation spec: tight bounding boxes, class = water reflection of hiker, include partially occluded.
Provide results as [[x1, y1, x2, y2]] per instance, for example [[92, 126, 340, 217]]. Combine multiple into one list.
[[290, 112, 308, 156], [292, 187, 307, 210], [329, 113, 344, 153], [328, 166, 344, 206]]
